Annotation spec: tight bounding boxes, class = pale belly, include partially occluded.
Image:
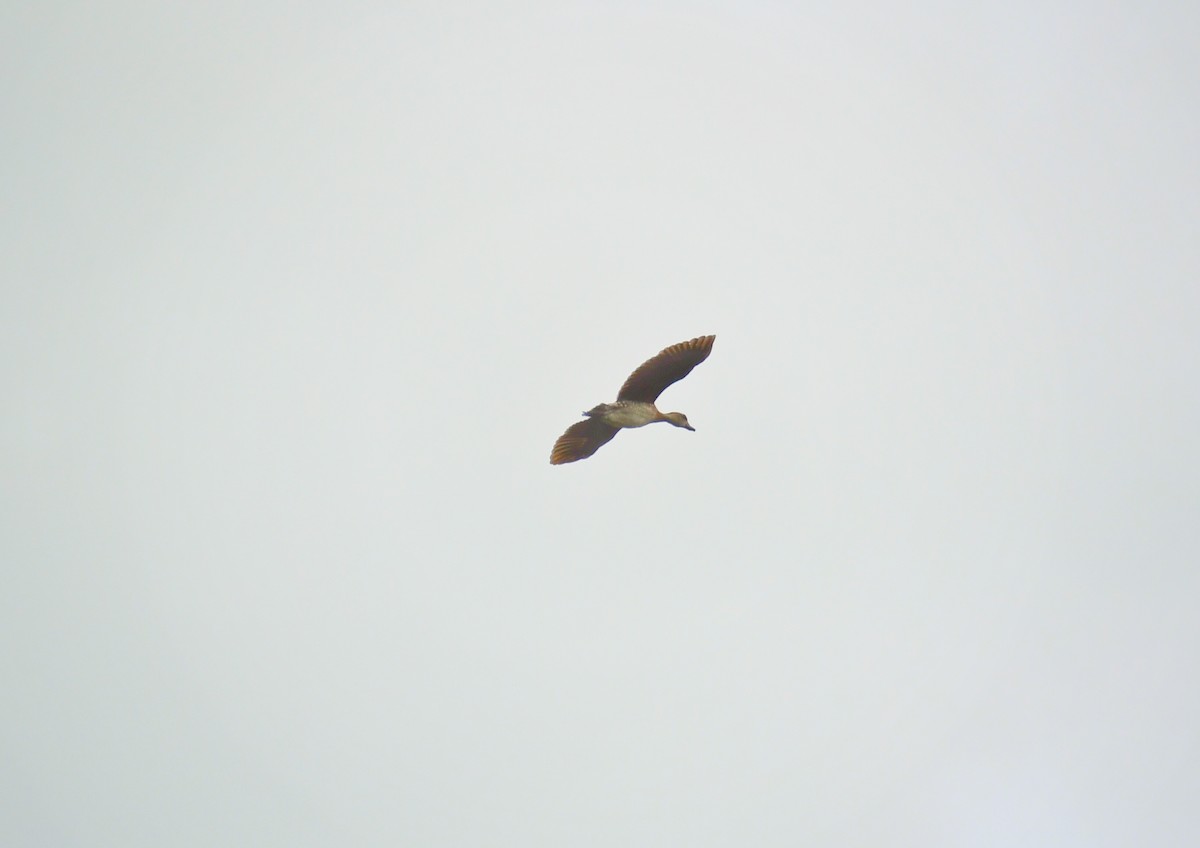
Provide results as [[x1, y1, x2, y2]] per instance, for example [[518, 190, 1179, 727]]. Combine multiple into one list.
[[597, 402, 658, 428]]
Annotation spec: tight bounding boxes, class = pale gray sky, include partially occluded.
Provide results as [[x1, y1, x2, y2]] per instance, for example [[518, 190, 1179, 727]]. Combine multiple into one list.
[[3, 2, 1199, 846]]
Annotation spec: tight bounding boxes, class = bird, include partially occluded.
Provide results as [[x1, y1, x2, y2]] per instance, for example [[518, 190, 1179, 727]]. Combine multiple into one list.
[[550, 335, 715, 464]]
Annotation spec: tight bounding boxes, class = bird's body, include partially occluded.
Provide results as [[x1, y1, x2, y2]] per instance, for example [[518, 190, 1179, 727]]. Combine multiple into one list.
[[583, 401, 664, 429], [550, 335, 715, 465]]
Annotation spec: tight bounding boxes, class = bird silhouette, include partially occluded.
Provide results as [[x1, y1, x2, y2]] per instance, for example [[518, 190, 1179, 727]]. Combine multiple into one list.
[[550, 335, 715, 464]]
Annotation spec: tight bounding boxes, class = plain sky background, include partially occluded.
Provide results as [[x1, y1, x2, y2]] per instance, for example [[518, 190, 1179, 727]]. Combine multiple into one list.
[[3, 2, 1199, 845]]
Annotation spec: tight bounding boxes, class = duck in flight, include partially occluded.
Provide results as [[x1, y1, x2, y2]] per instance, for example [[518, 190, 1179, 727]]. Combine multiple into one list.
[[550, 335, 715, 464]]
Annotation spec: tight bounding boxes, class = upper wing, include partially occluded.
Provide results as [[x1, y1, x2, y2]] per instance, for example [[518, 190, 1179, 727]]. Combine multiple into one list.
[[550, 417, 620, 464], [616, 335, 715, 403]]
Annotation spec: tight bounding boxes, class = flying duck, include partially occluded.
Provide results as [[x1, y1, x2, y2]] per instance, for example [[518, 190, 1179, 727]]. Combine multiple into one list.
[[550, 335, 715, 464]]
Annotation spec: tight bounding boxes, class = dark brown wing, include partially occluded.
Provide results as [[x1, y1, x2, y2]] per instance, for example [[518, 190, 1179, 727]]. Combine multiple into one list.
[[616, 335, 715, 403], [550, 417, 620, 464]]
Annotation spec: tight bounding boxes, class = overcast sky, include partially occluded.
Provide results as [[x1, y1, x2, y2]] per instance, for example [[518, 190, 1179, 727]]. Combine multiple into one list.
[[3, 2, 1199, 846]]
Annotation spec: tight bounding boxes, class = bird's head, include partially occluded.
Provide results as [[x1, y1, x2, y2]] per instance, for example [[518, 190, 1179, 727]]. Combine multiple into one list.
[[662, 411, 695, 431]]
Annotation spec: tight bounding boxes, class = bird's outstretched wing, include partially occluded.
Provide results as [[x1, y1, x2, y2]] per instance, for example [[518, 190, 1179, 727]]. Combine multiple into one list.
[[616, 335, 715, 403], [550, 417, 620, 464]]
